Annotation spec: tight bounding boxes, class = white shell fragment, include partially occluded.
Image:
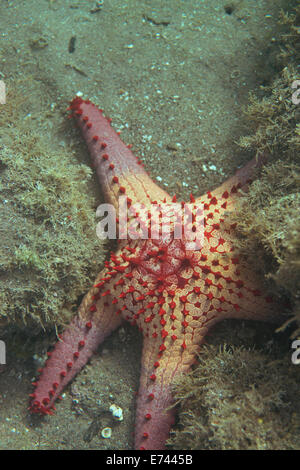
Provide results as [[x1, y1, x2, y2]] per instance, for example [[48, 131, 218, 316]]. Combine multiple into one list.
[[109, 404, 123, 421], [101, 427, 112, 439]]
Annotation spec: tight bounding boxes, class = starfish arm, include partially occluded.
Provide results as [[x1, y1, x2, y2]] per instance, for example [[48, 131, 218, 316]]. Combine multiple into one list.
[[134, 334, 198, 450], [195, 154, 268, 214], [182, 238, 285, 328], [133, 273, 284, 451], [134, 382, 175, 450], [214, 262, 285, 323], [69, 97, 171, 208], [133, 275, 284, 451], [29, 271, 123, 414]]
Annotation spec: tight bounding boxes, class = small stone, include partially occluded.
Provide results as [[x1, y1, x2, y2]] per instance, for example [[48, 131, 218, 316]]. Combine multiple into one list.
[[109, 404, 123, 421], [101, 427, 112, 439], [29, 37, 48, 50]]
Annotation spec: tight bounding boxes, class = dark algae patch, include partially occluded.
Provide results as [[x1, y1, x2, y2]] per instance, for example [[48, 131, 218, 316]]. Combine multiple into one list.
[[0, 82, 105, 329]]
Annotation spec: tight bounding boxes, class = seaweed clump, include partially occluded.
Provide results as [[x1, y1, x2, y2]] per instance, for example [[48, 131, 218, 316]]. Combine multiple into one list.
[[168, 345, 300, 450], [230, 5, 300, 334], [0, 82, 105, 329]]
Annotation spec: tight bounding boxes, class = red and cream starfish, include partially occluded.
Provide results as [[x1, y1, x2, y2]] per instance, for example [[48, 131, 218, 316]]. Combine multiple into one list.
[[29, 97, 285, 450]]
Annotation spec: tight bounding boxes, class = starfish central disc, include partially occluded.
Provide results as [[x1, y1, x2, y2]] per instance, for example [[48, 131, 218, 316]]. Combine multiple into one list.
[[137, 238, 193, 284], [122, 234, 198, 300]]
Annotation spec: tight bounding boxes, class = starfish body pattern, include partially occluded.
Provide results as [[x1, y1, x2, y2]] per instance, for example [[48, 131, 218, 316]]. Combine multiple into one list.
[[29, 97, 283, 450]]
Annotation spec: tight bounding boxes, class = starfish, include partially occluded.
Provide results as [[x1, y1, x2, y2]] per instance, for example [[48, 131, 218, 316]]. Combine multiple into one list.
[[29, 97, 285, 450]]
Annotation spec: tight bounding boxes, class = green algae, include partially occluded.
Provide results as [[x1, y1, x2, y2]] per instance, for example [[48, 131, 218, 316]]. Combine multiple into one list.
[[0, 82, 105, 329], [169, 344, 300, 450], [230, 5, 300, 334]]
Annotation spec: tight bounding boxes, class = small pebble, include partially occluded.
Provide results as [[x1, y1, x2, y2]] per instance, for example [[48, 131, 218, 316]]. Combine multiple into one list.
[[109, 404, 123, 421], [101, 427, 112, 439]]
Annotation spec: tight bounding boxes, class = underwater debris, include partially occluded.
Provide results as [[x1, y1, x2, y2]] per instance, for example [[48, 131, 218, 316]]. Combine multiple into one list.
[[101, 427, 112, 439], [109, 404, 124, 421]]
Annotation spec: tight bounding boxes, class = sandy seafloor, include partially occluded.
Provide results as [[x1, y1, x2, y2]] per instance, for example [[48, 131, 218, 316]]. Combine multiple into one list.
[[0, 0, 297, 450]]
